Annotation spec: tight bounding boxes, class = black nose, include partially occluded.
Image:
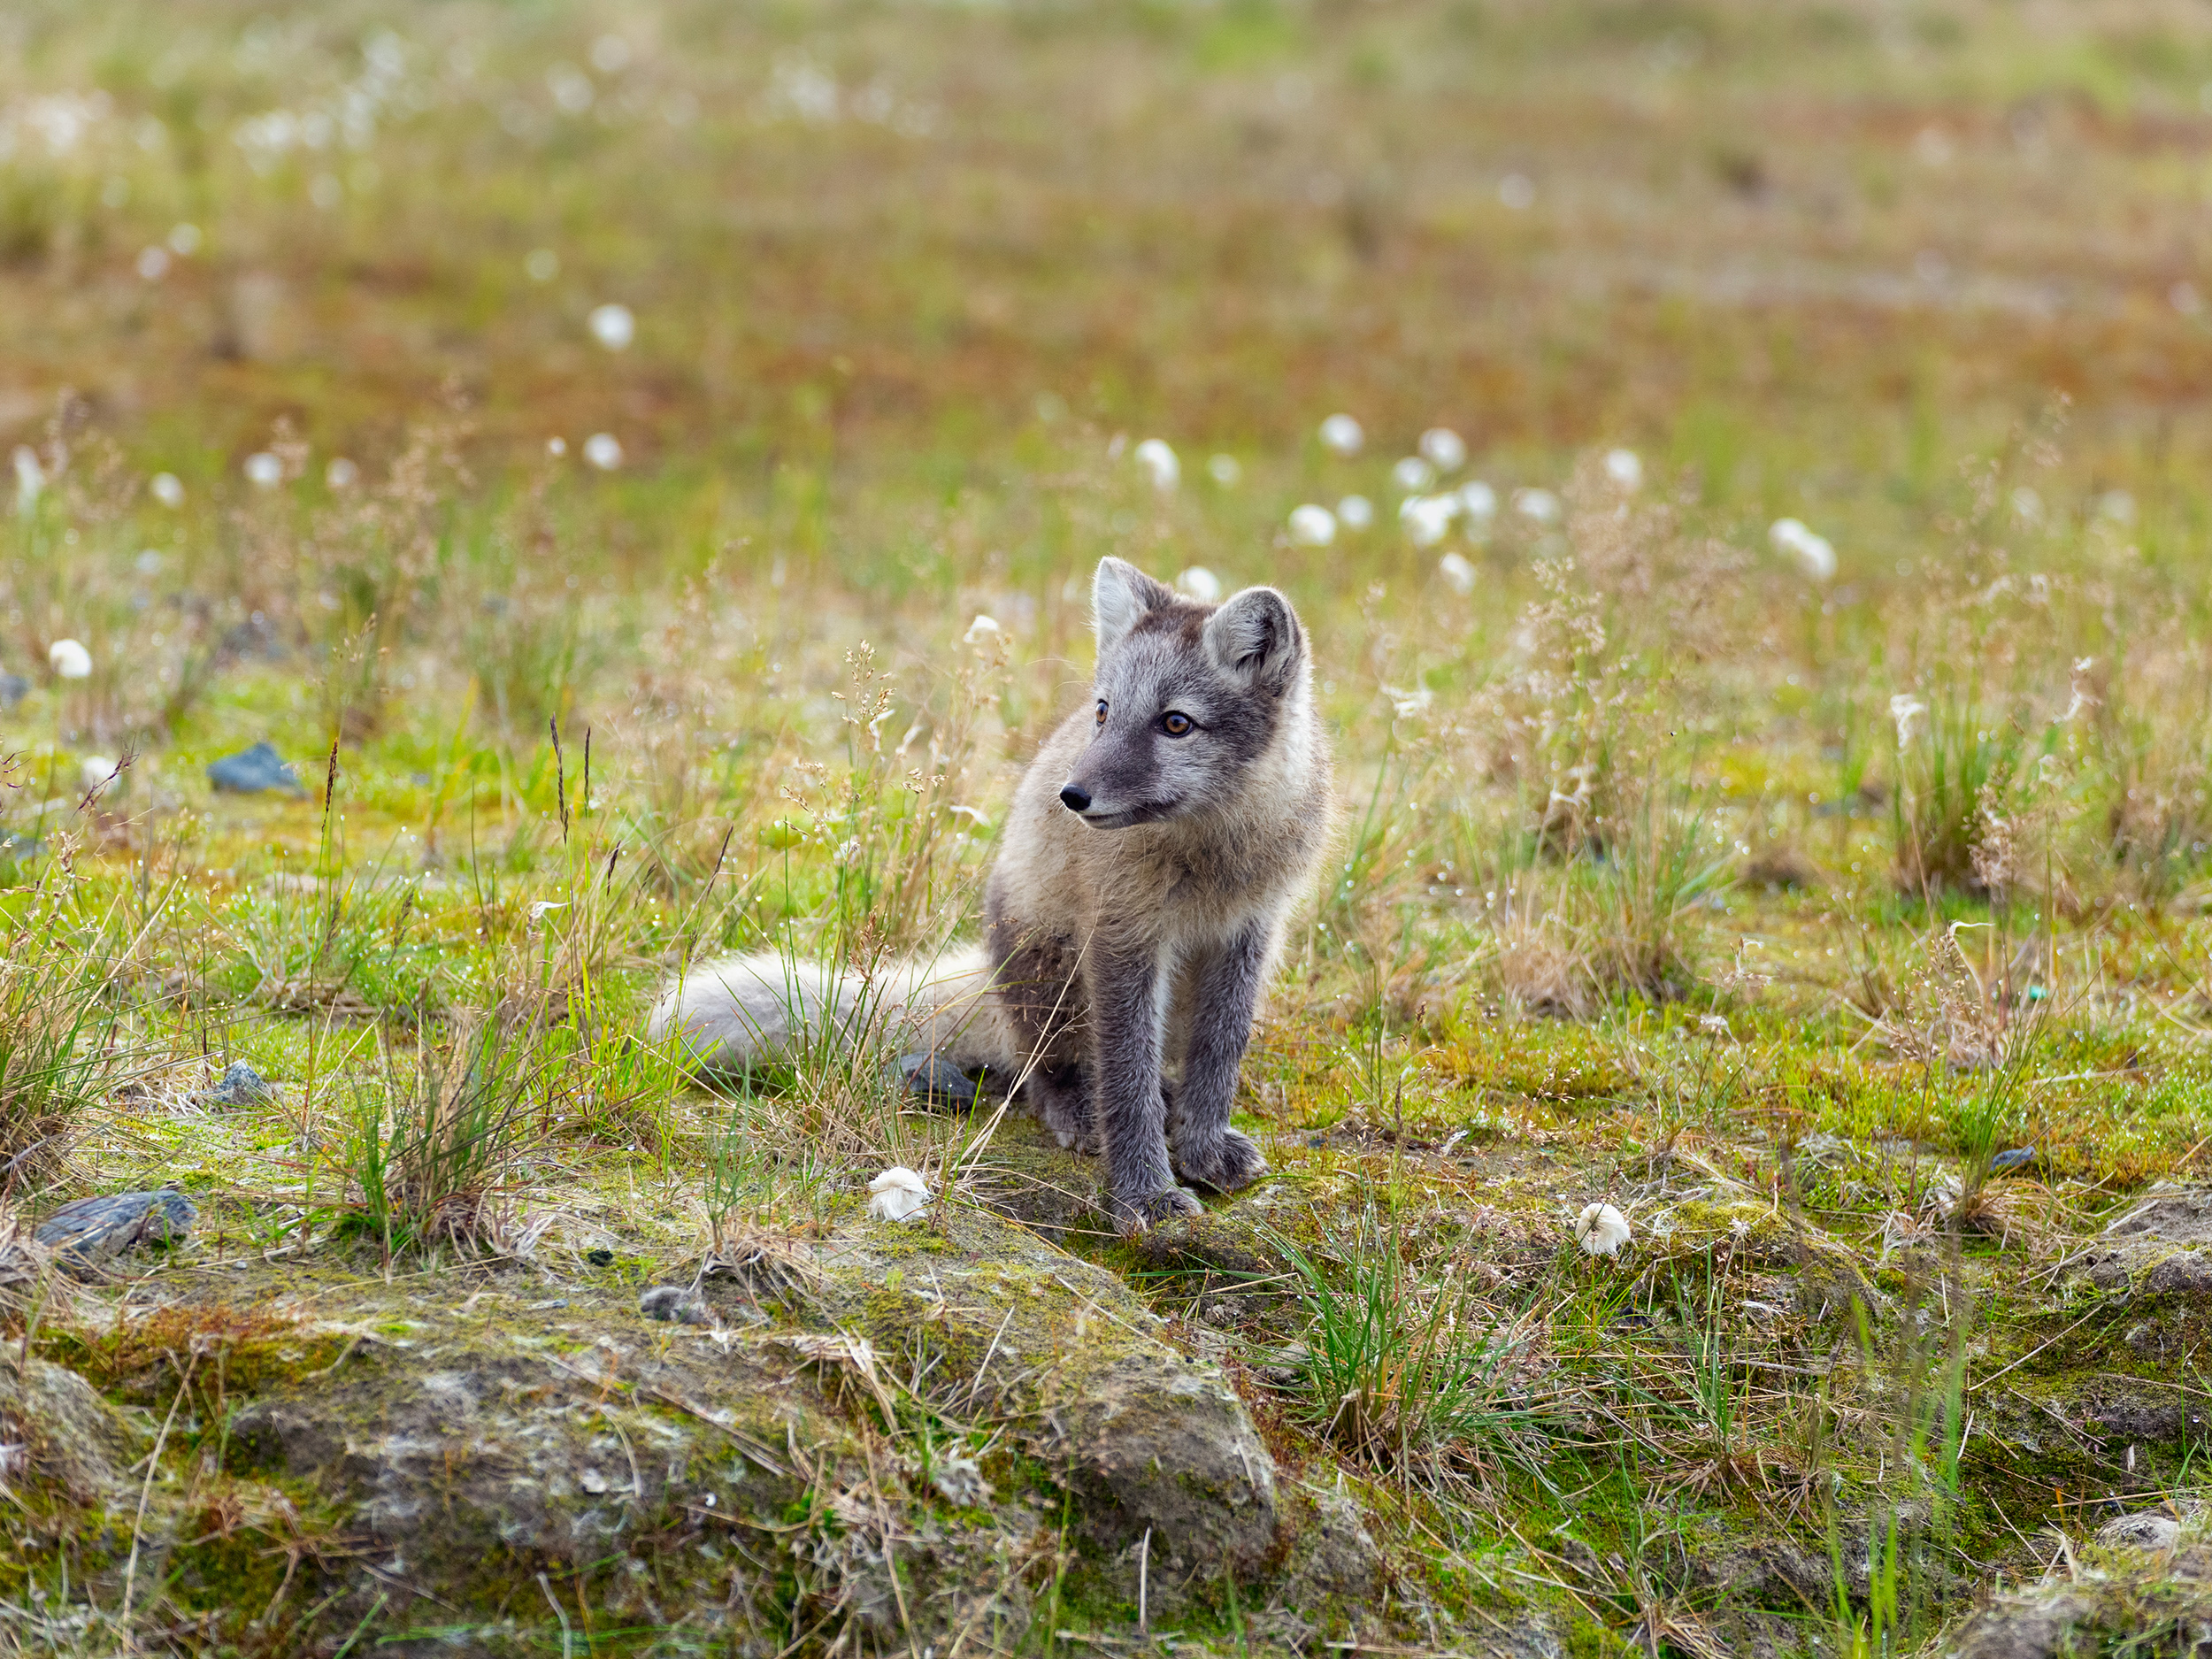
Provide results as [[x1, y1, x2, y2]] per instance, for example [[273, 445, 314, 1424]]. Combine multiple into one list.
[[1059, 785, 1091, 814]]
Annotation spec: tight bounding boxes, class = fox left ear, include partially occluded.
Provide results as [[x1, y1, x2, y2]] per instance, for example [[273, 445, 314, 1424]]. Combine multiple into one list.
[[1203, 588, 1303, 692], [1093, 557, 1178, 656]]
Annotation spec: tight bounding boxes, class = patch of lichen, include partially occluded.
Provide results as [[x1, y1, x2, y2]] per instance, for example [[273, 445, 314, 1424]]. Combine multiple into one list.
[[38, 1301, 351, 1409]]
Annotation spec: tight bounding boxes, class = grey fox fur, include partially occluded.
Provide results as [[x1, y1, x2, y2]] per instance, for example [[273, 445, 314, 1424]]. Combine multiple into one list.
[[647, 557, 1333, 1233]]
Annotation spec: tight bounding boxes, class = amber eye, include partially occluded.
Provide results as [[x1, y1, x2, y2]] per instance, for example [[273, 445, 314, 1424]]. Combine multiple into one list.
[[1162, 711, 1193, 736], [1094, 700, 1108, 726]]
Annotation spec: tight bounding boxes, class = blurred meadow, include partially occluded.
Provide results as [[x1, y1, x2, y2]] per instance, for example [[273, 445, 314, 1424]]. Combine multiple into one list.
[[11, 0, 2212, 1654]]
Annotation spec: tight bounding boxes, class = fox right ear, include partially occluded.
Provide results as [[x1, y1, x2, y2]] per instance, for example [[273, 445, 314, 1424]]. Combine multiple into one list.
[[1092, 557, 1177, 656]]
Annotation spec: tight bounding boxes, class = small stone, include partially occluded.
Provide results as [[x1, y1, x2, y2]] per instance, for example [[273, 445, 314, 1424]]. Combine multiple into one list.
[[1990, 1146, 2037, 1172], [0, 673, 27, 709], [200, 1061, 273, 1108], [930, 1455, 993, 1507], [894, 1052, 996, 1106], [2096, 1510, 2181, 1553], [639, 1285, 710, 1325], [209, 741, 303, 795], [35, 1189, 196, 1264]]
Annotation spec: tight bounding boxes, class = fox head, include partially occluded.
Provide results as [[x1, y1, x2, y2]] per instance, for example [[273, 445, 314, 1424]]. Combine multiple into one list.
[[1057, 557, 1309, 829]]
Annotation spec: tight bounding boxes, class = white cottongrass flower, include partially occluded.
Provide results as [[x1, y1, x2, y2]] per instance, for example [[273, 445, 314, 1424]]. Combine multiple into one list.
[[12, 447, 42, 512], [867, 1165, 931, 1223], [1176, 566, 1223, 602], [1418, 427, 1467, 472], [1604, 448, 1643, 489], [583, 433, 623, 470], [963, 613, 1002, 645], [1459, 480, 1497, 520], [149, 472, 185, 508], [588, 303, 635, 350], [136, 245, 170, 280], [2098, 489, 2136, 526], [1400, 495, 1457, 547], [1133, 438, 1179, 491], [1336, 494, 1374, 530], [243, 452, 283, 488], [1769, 518, 1836, 581], [529, 900, 569, 923], [167, 222, 202, 255], [1318, 412, 1363, 456], [1386, 683, 1432, 718], [1392, 456, 1436, 493], [49, 639, 91, 680], [326, 457, 359, 489], [1438, 551, 1476, 595], [526, 248, 559, 282], [79, 756, 117, 793], [547, 436, 568, 457], [1889, 693, 1927, 745], [1512, 487, 1561, 524], [1574, 1202, 1632, 1257], [1286, 503, 1337, 547], [1206, 453, 1241, 487]]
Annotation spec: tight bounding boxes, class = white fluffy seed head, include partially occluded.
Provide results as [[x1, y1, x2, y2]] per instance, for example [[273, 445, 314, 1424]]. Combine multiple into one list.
[[1574, 1202, 1632, 1257], [1438, 551, 1476, 595], [149, 471, 185, 508], [1318, 412, 1363, 456], [1133, 438, 1179, 491], [588, 303, 635, 350], [1335, 494, 1374, 531], [1286, 503, 1336, 547], [1175, 565, 1223, 603], [49, 638, 91, 680], [1604, 448, 1643, 489], [1418, 426, 1467, 472], [867, 1166, 931, 1223], [1512, 487, 1561, 524]]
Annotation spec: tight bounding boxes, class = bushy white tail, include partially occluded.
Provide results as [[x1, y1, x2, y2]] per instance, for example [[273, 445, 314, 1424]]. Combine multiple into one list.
[[646, 943, 1015, 1076]]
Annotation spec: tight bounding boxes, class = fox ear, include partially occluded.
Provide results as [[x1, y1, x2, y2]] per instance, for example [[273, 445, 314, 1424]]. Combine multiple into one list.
[[1092, 557, 1177, 656], [1203, 588, 1303, 692]]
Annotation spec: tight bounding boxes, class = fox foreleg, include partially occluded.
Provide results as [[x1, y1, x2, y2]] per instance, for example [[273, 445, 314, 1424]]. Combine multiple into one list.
[[1091, 941, 1202, 1234], [1169, 922, 1271, 1193]]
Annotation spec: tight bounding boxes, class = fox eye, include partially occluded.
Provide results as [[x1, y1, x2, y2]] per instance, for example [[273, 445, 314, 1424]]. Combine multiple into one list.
[[1162, 711, 1193, 736], [1094, 700, 1108, 726]]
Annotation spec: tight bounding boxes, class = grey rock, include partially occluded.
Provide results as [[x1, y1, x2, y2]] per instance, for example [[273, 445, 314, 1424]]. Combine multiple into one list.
[[815, 1206, 1280, 1571], [1055, 1351, 1278, 1568], [0, 673, 27, 709], [208, 741, 303, 795], [638, 1284, 712, 1325], [35, 1188, 195, 1264], [1278, 1486, 1382, 1602], [2095, 1509, 2182, 1552], [2070, 1184, 2212, 1297], [1937, 1543, 2212, 1657], [199, 1060, 273, 1107], [0, 1357, 143, 1503], [894, 1051, 997, 1106]]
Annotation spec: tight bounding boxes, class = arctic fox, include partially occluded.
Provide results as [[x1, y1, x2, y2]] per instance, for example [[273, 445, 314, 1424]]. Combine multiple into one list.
[[647, 557, 1333, 1233]]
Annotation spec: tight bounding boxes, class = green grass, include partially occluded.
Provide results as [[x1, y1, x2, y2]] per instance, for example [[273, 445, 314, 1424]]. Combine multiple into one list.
[[6, 0, 2212, 1653]]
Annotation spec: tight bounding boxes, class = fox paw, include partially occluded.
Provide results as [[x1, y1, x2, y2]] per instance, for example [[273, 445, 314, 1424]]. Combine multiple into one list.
[[1174, 1130, 1269, 1194], [1110, 1185, 1203, 1237]]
